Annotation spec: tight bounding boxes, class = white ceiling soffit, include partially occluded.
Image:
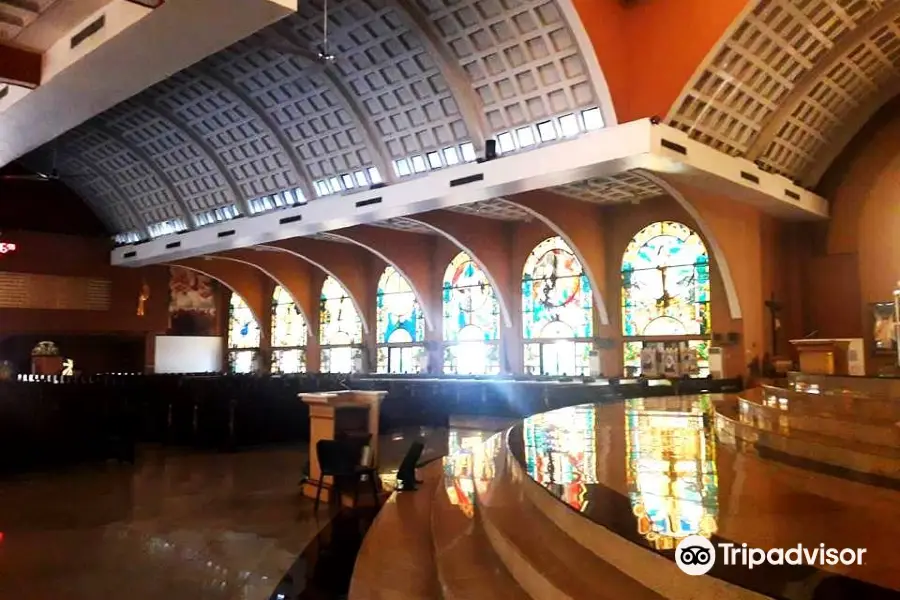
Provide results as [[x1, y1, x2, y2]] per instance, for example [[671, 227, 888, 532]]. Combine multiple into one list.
[[668, 0, 900, 187], [112, 118, 829, 266], [0, 0, 297, 166]]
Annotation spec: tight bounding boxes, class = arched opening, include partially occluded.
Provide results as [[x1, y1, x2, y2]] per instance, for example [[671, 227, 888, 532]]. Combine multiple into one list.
[[522, 236, 594, 376], [270, 285, 308, 373], [621, 221, 711, 377], [376, 266, 425, 373], [227, 291, 261, 374], [319, 276, 362, 373], [442, 251, 501, 374]]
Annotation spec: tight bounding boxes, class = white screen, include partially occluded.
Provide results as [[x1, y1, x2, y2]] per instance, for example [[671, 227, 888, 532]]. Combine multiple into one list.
[[154, 336, 223, 374]]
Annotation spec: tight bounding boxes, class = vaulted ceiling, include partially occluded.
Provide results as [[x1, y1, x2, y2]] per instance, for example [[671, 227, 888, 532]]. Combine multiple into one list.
[[25, 0, 607, 240]]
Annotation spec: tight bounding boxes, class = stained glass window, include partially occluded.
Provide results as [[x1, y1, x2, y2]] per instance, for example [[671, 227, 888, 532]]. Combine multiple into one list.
[[522, 236, 593, 375], [621, 221, 711, 377], [622, 221, 710, 336], [270, 285, 308, 374], [376, 267, 425, 373], [228, 292, 260, 374], [320, 276, 362, 373], [442, 251, 501, 374]]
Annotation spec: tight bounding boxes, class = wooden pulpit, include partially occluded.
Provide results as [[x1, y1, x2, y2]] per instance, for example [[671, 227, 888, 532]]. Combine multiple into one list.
[[299, 390, 387, 506], [790, 339, 851, 376]]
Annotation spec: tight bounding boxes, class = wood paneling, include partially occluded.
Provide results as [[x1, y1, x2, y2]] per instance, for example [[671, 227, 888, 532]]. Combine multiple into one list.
[[0, 272, 111, 310]]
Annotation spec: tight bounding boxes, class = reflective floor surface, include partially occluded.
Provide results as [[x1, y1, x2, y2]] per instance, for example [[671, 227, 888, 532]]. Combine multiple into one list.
[[505, 396, 900, 598], [0, 417, 508, 600]]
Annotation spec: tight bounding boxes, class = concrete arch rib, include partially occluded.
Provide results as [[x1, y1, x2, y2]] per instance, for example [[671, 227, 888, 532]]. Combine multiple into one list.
[[199, 68, 317, 203], [389, 0, 489, 152], [498, 198, 609, 326], [326, 232, 435, 332], [206, 255, 315, 343], [634, 169, 742, 320], [257, 244, 370, 336], [403, 217, 513, 329], [136, 99, 251, 217], [555, 0, 619, 127], [161, 262, 265, 334], [92, 123, 198, 229]]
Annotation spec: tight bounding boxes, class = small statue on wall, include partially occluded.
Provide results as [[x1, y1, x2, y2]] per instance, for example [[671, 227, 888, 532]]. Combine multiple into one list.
[[137, 281, 151, 317]]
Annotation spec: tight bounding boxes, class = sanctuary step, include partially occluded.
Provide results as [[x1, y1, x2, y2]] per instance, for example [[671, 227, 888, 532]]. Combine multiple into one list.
[[431, 453, 528, 600], [740, 388, 900, 447], [475, 439, 663, 600], [347, 461, 442, 600], [760, 385, 900, 423], [715, 397, 900, 482], [787, 371, 900, 398]]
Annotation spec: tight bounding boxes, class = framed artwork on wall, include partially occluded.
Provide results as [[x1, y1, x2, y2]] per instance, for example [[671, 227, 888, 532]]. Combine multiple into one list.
[[870, 302, 896, 355]]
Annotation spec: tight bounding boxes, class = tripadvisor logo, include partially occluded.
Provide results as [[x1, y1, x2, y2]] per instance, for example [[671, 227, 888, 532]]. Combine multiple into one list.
[[675, 536, 867, 576]]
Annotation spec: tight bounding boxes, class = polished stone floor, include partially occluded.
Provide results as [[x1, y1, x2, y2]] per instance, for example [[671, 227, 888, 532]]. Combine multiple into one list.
[[0, 418, 508, 600], [509, 396, 900, 597]]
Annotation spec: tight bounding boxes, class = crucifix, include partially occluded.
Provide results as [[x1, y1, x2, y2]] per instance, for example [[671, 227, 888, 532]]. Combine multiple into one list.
[[764, 293, 782, 357]]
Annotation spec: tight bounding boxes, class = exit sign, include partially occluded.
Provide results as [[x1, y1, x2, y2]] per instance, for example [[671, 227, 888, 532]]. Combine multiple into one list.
[[0, 242, 17, 254]]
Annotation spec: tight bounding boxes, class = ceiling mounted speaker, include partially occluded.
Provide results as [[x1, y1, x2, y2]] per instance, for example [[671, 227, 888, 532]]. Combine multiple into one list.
[[124, 0, 165, 7]]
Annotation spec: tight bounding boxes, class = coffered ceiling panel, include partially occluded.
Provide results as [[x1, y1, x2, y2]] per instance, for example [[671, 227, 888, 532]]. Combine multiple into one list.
[[668, 0, 900, 187]]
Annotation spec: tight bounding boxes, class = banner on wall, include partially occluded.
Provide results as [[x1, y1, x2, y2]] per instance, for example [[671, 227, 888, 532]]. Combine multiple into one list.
[[168, 267, 218, 336]]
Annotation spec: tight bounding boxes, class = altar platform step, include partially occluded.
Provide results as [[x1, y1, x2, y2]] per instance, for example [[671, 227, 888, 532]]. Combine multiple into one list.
[[716, 399, 900, 482], [347, 461, 442, 600], [431, 459, 528, 600], [475, 448, 664, 600], [739, 389, 900, 447], [759, 385, 900, 423], [787, 372, 900, 398]]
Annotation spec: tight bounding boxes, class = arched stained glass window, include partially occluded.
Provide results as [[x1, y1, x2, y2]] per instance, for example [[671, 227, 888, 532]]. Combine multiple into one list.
[[319, 276, 362, 373], [271, 285, 308, 374], [621, 221, 711, 377], [522, 236, 593, 376], [228, 292, 260, 373], [376, 266, 425, 373], [442, 252, 501, 374]]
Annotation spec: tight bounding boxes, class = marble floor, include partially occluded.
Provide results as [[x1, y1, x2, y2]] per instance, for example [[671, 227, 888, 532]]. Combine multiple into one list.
[[0, 417, 510, 600]]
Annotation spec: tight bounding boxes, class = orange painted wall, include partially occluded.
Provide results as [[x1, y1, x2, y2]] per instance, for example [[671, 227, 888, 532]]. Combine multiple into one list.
[[0, 230, 170, 336], [811, 102, 900, 372], [573, 0, 747, 122]]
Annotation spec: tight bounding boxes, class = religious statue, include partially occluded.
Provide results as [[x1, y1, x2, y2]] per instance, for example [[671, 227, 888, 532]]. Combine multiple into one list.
[[137, 281, 151, 316]]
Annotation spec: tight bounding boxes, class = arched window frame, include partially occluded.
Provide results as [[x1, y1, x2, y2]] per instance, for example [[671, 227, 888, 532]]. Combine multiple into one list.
[[441, 251, 501, 375], [522, 236, 594, 376], [620, 221, 711, 377], [319, 276, 363, 373], [376, 266, 425, 373], [270, 285, 308, 374], [227, 291, 260, 374]]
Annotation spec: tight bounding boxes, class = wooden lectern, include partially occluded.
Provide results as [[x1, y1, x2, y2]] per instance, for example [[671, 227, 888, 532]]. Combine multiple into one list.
[[299, 390, 387, 506], [790, 339, 850, 376]]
